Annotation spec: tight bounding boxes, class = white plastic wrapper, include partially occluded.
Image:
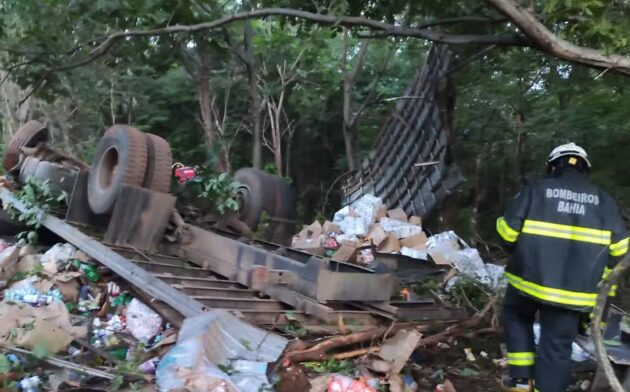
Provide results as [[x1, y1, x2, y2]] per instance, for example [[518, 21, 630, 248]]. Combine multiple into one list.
[[533, 323, 592, 362], [40, 243, 76, 266], [427, 231, 462, 250], [379, 218, 423, 239], [483, 263, 507, 291], [335, 234, 360, 245], [333, 206, 352, 224], [126, 299, 163, 342], [157, 310, 287, 392], [452, 248, 487, 279], [350, 194, 383, 225], [337, 216, 369, 237], [442, 247, 506, 292]]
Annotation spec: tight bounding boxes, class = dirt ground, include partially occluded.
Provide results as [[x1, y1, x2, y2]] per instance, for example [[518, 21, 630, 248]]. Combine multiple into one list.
[[412, 334, 594, 391]]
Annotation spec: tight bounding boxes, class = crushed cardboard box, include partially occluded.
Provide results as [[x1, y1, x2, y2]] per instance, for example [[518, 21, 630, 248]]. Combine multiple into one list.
[[377, 234, 401, 254], [291, 221, 324, 255], [331, 244, 359, 263], [0, 246, 19, 280], [367, 225, 388, 247], [387, 208, 408, 223]]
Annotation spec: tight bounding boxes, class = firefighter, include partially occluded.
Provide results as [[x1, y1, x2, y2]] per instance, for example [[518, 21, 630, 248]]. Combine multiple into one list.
[[497, 143, 629, 392]]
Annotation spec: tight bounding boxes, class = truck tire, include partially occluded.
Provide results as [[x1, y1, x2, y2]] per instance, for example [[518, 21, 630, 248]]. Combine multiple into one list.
[[234, 168, 276, 228], [142, 133, 172, 193], [3, 120, 49, 171], [87, 125, 148, 214]]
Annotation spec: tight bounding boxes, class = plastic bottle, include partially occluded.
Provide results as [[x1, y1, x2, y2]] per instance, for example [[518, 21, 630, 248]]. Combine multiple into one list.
[[19, 376, 41, 392], [79, 264, 100, 283], [110, 347, 127, 361]]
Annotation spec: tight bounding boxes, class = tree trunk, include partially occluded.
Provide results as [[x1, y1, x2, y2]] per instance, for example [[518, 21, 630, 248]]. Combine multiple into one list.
[[243, 1, 262, 169], [343, 122, 357, 171], [220, 146, 231, 172], [513, 112, 526, 185], [341, 28, 356, 171], [197, 54, 214, 147]]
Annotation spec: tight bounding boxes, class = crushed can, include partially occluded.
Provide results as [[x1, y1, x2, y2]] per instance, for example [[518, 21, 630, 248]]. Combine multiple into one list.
[[173, 163, 197, 183]]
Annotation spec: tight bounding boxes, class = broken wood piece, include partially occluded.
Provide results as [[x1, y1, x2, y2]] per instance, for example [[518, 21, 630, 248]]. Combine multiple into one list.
[[378, 329, 422, 374]]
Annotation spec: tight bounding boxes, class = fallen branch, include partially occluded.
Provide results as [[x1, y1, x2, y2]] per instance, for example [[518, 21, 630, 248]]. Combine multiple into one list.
[[285, 322, 447, 363], [416, 298, 496, 348], [591, 256, 630, 392], [333, 347, 381, 360]]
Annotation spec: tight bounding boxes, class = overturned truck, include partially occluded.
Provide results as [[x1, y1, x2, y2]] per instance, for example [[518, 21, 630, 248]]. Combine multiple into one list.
[[0, 45, 465, 330]]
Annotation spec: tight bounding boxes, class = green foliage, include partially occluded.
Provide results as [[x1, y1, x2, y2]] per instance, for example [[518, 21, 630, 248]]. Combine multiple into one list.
[[303, 358, 355, 373], [445, 276, 497, 313], [282, 310, 308, 337], [217, 363, 238, 376], [411, 277, 442, 297], [4, 176, 68, 245], [31, 343, 50, 359], [456, 367, 481, 377], [0, 354, 10, 375], [196, 172, 242, 215]]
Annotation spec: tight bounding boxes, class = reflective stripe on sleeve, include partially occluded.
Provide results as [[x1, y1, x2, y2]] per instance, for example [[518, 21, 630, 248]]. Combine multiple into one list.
[[521, 220, 611, 245], [610, 237, 629, 256], [497, 217, 519, 243], [505, 272, 597, 308]]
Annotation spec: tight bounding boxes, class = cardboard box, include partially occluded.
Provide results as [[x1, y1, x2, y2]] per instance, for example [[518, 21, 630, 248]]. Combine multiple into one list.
[[291, 221, 324, 255], [375, 206, 388, 222], [377, 234, 401, 254], [367, 225, 388, 247], [409, 215, 422, 226], [428, 250, 452, 266], [331, 244, 359, 263], [387, 208, 408, 223], [400, 232, 428, 249], [323, 220, 342, 235]]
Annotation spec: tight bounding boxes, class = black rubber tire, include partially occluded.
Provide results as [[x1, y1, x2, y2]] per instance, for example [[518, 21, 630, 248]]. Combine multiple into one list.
[[234, 168, 276, 228], [87, 125, 148, 214], [142, 133, 172, 193], [3, 120, 49, 171]]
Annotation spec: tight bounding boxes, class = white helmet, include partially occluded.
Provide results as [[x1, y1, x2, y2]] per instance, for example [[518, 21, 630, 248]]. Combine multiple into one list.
[[547, 142, 591, 169]]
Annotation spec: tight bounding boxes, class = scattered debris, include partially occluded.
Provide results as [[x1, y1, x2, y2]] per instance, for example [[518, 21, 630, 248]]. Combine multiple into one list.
[[0, 240, 180, 390], [156, 309, 287, 392]]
